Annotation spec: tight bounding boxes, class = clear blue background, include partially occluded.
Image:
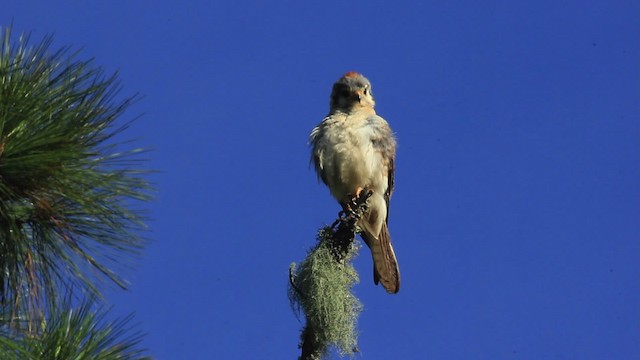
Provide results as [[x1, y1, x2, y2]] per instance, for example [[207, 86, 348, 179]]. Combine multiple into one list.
[[4, 1, 639, 359]]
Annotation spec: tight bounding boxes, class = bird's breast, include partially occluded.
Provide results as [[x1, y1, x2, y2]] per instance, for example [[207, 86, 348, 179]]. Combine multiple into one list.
[[319, 117, 387, 200]]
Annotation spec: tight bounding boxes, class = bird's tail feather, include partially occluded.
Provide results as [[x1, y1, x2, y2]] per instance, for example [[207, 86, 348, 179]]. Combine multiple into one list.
[[368, 222, 400, 294]]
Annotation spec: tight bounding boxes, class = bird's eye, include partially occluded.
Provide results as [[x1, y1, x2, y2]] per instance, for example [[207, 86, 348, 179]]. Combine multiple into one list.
[[363, 87, 369, 95]]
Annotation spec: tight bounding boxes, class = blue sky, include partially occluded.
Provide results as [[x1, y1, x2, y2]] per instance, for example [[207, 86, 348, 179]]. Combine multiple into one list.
[[4, 1, 639, 359]]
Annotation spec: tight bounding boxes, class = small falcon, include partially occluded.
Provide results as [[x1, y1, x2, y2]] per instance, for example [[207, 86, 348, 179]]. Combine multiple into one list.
[[309, 72, 400, 294]]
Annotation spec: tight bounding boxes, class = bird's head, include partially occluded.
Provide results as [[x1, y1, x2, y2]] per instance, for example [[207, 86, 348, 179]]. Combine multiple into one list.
[[330, 72, 376, 111]]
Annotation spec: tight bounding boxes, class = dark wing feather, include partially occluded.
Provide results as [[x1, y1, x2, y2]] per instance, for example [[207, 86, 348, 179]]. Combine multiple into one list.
[[367, 115, 396, 223], [309, 118, 329, 186], [384, 156, 395, 223]]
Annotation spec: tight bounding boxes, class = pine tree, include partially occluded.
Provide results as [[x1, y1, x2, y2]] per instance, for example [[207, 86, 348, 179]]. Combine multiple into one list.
[[0, 26, 152, 358]]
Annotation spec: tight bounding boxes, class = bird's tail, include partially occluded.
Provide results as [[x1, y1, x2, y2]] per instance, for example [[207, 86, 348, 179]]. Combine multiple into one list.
[[367, 222, 400, 294]]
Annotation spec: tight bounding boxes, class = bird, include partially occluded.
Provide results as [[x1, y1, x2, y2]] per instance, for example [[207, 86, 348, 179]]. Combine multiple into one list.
[[309, 72, 400, 294]]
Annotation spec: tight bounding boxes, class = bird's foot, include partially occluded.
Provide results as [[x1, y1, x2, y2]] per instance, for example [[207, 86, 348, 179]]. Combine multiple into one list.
[[349, 189, 373, 217], [333, 189, 373, 229], [339, 189, 373, 223]]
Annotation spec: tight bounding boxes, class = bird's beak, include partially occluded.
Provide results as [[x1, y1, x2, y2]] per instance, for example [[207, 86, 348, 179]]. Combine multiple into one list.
[[354, 89, 364, 102]]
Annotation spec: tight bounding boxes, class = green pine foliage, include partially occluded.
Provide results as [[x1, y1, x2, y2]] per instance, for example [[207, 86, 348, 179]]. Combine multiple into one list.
[[0, 27, 151, 320], [289, 226, 363, 359], [0, 297, 150, 360], [0, 26, 152, 358]]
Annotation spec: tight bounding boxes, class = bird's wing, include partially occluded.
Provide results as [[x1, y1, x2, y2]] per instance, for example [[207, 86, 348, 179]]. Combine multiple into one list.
[[367, 115, 396, 222], [385, 157, 395, 222], [309, 117, 330, 186]]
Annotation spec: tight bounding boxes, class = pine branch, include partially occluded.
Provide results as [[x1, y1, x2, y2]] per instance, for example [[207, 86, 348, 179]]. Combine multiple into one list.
[[0, 296, 151, 359], [0, 26, 153, 329], [289, 191, 371, 359]]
